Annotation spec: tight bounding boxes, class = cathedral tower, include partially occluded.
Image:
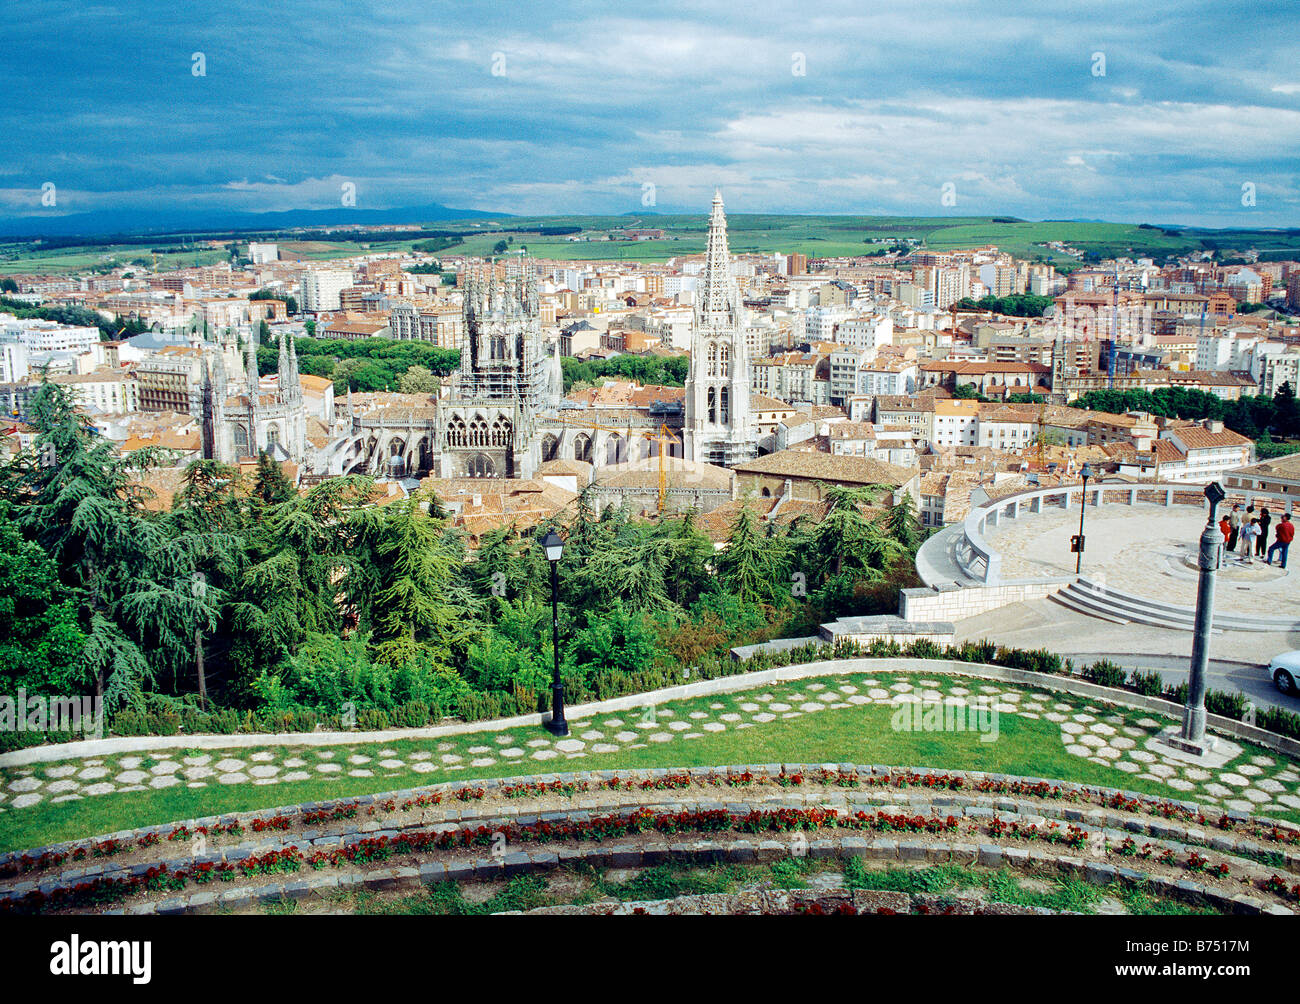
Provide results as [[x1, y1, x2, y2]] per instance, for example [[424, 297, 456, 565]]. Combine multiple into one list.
[[684, 191, 756, 465]]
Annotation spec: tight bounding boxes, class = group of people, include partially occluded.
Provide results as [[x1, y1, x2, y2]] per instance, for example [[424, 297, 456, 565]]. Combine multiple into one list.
[[1218, 504, 1294, 568]]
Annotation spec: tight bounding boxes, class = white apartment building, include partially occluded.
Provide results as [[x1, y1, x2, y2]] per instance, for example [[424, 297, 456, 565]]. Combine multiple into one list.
[[0, 338, 28, 382], [299, 269, 353, 313], [1, 316, 100, 356], [247, 242, 279, 264], [931, 399, 981, 448], [836, 313, 894, 350], [1160, 422, 1254, 483], [47, 368, 139, 413]]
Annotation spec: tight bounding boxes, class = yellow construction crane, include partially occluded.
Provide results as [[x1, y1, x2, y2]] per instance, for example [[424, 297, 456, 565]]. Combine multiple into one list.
[[544, 413, 683, 514]]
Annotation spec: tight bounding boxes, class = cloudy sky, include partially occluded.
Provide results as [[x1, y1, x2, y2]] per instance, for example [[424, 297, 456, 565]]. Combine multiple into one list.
[[4, 1, 1299, 226]]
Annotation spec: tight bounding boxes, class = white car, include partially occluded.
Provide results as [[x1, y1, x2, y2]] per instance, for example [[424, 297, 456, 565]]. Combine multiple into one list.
[[1269, 651, 1300, 695]]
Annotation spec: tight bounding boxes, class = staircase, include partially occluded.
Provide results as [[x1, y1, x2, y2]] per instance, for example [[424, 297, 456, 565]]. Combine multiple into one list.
[[1049, 577, 1300, 634]]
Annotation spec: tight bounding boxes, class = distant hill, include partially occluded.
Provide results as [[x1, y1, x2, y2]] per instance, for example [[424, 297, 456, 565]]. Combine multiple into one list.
[[0, 203, 507, 239]]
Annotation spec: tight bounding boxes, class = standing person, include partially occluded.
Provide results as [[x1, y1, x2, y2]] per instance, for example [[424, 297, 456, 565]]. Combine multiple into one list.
[[1227, 504, 1242, 552], [1257, 507, 1272, 557], [1267, 513, 1294, 569], [1240, 518, 1260, 563], [1219, 514, 1232, 545]]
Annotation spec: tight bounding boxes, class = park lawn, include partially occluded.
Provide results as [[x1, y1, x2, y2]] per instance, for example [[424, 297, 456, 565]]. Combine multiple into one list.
[[3, 670, 1297, 853]]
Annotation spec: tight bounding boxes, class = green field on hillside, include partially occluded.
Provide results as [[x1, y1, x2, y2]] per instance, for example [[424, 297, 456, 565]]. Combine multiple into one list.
[[4, 214, 1299, 273]]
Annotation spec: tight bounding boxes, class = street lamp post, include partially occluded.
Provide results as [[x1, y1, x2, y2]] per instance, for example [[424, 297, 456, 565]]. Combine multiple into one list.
[[1072, 463, 1093, 574], [539, 529, 568, 737], [1177, 481, 1226, 753]]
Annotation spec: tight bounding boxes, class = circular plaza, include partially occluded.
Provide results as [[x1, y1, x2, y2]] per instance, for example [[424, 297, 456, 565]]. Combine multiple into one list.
[[983, 502, 1292, 620]]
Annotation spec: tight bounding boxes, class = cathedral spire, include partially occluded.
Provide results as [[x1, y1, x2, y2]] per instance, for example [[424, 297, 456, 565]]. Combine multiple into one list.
[[698, 189, 737, 321]]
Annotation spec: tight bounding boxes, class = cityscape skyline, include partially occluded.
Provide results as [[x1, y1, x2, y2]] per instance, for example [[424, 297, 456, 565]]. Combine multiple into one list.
[[4, 1, 1300, 227]]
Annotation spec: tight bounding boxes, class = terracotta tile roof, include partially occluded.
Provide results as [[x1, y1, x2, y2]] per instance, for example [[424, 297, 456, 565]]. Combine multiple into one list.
[[1168, 425, 1252, 450], [733, 448, 916, 486]]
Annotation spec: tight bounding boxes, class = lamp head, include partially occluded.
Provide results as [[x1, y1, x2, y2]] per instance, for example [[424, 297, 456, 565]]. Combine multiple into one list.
[[539, 529, 564, 563], [1204, 481, 1225, 506], [1080, 463, 1093, 481]]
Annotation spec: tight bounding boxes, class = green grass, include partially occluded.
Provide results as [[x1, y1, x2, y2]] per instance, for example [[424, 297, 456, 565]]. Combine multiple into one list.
[[3, 670, 1298, 852], [842, 859, 1218, 915]]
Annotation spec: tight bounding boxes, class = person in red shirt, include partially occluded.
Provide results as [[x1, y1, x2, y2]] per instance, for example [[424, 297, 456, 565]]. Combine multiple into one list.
[[1218, 515, 1231, 544], [1266, 513, 1294, 569]]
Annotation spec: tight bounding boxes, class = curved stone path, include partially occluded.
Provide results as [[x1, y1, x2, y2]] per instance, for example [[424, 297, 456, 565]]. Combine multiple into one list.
[[3, 673, 1299, 821]]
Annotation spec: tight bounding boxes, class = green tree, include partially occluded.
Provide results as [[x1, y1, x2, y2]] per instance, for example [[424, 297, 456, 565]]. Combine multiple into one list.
[[398, 365, 441, 395]]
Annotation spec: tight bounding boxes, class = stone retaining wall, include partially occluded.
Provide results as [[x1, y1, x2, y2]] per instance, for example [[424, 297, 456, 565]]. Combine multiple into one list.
[[5, 764, 1297, 917]]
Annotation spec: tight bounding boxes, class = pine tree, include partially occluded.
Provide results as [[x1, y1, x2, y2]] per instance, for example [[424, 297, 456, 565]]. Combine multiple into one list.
[[252, 451, 294, 507]]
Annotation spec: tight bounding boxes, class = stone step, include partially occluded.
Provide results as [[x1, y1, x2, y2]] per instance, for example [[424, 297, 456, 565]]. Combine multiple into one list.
[[1069, 579, 1291, 633], [1047, 590, 1131, 625]]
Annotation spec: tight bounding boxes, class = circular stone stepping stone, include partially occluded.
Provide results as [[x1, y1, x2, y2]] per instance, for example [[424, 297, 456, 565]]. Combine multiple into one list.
[[1095, 747, 1121, 759], [1078, 735, 1105, 748], [1061, 722, 1085, 735], [1184, 767, 1211, 781], [702, 722, 725, 732], [470, 758, 496, 767], [249, 765, 279, 778], [1131, 750, 1157, 763], [46, 765, 77, 778], [118, 756, 142, 769], [1257, 779, 1285, 793], [1243, 788, 1270, 803], [114, 771, 148, 785], [1110, 737, 1136, 750], [753, 713, 776, 723], [316, 750, 335, 759], [1203, 782, 1232, 797], [649, 733, 674, 743], [721, 713, 741, 722], [1166, 778, 1194, 791], [710, 701, 726, 708], [581, 731, 604, 741], [84, 783, 116, 796], [800, 702, 826, 712], [1220, 773, 1249, 787], [347, 755, 371, 765], [9, 777, 41, 792], [1237, 764, 1263, 777], [78, 767, 108, 781], [669, 721, 691, 731], [740, 703, 760, 712], [218, 773, 247, 785], [838, 686, 858, 694], [468, 746, 491, 754], [769, 703, 791, 712], [847, 695, 870, 705], [437, 743, 454, 752], [689, 711, 708, 720], [1251, 755, 1276, 767], [411, 763, 438, 774], [409, 751, 432, 761], [12, 793, 42, 809], [150, 761, 181, 775], [1089, 724, 1116, 736], [149, 776, 181, 789], [868, 689, 890, 700], [215, 759, 245, 773], [555, 740, 585, 753], [532, 750, 558, 760], [1225, 799, 1254, 812], [440, 754, 462, 764], [284, 771, 311, 782], [891, 684, 914, 693], [1115, 762, 1140, 773], [807, 683, 827, 691], [1147, 764, 1176, 778], [603, 719, 624, 727], [501, 748, 524, 758], [526, 739, 550, 748], [615, 732, 638, 743], [47, 779, 78, 793], [183, 755, 211, 766], [283, 757, 306, 768], [250, 751, 275, 762], [378, 759, 404, 769], [591, 744, 619, 754], [1044, 713, 1067, 723], [316, 764, 342, 774], [348, 769, 372, 778], [1066, 745, 1091, 757], [184, 767, 214, 780]]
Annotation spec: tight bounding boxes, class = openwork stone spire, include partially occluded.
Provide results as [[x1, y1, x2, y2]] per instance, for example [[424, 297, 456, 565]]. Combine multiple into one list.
[[697, 189, 738, 324]]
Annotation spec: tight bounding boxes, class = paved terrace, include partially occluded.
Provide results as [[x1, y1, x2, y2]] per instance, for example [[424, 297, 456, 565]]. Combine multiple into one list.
[[984, 503, 1294, 620]]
